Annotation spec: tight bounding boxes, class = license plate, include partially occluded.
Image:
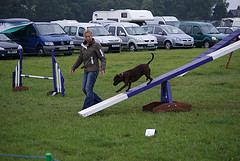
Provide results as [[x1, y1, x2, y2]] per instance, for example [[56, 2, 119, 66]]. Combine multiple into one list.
[[8, 50, 17, 54], [112, 44, 120, 47], [59, 47, 68, 50], [147, 44, 154, 47]]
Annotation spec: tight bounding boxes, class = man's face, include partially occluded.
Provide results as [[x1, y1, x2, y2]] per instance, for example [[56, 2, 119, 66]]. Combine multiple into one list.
[[84, 32, 93, 44]]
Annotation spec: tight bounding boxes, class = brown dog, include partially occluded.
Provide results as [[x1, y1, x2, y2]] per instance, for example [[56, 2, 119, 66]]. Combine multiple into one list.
[[113, 53, 154, 92]]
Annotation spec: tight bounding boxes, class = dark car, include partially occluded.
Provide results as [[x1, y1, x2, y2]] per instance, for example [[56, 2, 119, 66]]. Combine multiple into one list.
[[0, 33, 22, 59], [142, 24, 194, 49]]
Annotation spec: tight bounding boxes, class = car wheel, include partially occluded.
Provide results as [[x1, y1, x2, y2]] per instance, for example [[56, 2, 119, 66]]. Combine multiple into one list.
[[204, 41, 210, 48], [129, 43, 136, 52], [37, 46, 45, 56], [164, 41, 172, 50]]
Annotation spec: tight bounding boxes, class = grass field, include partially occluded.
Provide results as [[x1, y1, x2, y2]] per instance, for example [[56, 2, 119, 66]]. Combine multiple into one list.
[[0, 48, 240, 161]]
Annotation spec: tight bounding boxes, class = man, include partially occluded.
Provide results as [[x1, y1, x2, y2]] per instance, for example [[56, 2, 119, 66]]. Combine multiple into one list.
[[70, 29, 106, 110]]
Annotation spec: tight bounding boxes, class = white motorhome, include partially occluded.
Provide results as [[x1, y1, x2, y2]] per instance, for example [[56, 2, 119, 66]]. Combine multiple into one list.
[[220, 17, 240, 27], [146, 16, 180, 27], [92, 9, 154, 25]]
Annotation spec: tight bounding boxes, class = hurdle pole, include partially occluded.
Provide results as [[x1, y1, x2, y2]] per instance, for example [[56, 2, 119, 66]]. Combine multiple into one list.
[[52, 50, 57, 92], [19, 50, 23, 86]]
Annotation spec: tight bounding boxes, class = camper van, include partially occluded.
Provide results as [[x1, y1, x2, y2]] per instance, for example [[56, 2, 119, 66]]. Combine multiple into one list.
[[146, 16, 180, 27], [220, 17, 240, 27], [92, 9, 154, 25]]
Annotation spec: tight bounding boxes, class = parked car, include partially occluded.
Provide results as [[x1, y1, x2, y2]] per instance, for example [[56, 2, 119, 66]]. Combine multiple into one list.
[[0, 33, 22, 59], [179, 22, 226, 48], [142, 24, 194, 49], [52, 20, 122, 52], [7, 22, 74, 55], [105, 22, 157, 51], [216, 26, 239, 34]]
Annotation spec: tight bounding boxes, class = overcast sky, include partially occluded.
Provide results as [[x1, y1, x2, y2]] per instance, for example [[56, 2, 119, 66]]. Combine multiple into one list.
[[226, 0, 240, 11]]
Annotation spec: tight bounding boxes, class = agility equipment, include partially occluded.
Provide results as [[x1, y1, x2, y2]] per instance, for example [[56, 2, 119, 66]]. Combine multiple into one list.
[[79, 29, 240, 117], [12, 50, 65, 97]]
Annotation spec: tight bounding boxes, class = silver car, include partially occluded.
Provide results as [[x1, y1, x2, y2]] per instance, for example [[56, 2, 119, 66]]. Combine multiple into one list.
[[105, 22, 158, 51], [142, 24, 194, 49]]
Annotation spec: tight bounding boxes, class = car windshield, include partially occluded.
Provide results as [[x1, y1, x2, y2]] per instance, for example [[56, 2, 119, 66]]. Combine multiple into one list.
[[88, 26, 110, 36], [161, 25, 185, 34], [0, 34, 11, 41], [36, 24, 66, 35], [125, 26, 147, 35], [165, 21, 180, 27], [201, 24, 220, 34]]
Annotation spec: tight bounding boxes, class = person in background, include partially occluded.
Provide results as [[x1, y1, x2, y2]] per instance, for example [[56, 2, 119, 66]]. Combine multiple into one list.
[[70, 29, 106, 110]]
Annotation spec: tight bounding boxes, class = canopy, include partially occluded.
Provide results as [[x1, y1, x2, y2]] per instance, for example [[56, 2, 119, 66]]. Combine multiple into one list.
[[0, 18, 32, 33]]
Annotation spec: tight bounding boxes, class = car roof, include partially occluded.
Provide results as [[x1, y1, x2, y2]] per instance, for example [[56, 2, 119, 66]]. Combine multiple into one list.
[[180, 21, 212, 25], [107, 22, 140, 27], [62, 22, 103, 28]]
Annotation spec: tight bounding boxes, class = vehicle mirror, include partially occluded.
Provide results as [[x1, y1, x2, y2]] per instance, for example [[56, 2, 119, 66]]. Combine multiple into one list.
[[197, 32, 202, 35], [158, 32, 163, 35]]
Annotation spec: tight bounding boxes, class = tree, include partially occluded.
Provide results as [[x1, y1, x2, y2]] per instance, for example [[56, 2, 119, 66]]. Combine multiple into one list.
[[212, 1, 228, 20]]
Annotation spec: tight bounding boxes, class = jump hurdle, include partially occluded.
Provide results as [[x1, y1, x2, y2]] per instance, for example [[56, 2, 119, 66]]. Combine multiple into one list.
[[12, 50, 65, 97]]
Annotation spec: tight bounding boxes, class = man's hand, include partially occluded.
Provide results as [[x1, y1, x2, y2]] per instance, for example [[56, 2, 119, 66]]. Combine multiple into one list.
[[101, 70, 105, 75], [70, 69, 74, 75]]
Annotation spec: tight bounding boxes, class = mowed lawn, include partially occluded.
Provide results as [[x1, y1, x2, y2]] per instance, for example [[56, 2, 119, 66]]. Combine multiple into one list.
[[0, 47, 240, 161]]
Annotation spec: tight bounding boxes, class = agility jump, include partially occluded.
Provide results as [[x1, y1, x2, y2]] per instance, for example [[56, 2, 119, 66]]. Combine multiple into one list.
[[78, 29, 240, 117], [12, 50, 65, 97]]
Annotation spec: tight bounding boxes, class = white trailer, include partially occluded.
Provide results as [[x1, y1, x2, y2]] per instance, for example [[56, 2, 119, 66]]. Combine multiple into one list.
[[92, 9, 154, 25]]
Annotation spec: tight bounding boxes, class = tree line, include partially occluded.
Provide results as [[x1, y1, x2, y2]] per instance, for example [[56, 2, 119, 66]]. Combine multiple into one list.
[[1, 0, 229, 22]]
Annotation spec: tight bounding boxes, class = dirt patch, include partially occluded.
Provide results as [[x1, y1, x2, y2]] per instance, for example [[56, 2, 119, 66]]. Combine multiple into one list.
[[13, 86, 29, 91], [143, 101, 192, 113]]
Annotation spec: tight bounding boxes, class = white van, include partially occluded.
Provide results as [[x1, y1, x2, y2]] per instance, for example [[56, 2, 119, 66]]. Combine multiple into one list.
[[92, 9, 154, 25], [105, 22, 157, 51], [146, 16, 180, 27], [51, 20, 122, 52]]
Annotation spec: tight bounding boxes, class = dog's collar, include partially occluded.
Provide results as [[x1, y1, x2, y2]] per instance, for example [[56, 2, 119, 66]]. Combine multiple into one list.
[[120, 73, 124, 79]]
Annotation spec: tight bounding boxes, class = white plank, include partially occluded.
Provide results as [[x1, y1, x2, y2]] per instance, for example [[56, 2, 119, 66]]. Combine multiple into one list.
[[207, 41, 240, 60], [78, 93, 128, 117]]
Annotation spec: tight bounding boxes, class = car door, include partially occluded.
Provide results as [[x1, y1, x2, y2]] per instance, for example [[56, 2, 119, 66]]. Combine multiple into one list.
[[77, 27, 85, 44], [24, 25, 39, 53], [192, 25, 205, 45], [116, 26, 128, 46], [154, 26, 165, 46]]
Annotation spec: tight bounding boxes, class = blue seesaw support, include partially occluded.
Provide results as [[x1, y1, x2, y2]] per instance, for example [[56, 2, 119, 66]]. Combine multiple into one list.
[[79, 29, 240, 117]]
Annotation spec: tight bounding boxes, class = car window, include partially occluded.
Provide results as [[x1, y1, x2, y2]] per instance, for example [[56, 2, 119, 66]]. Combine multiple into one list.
[[142, 26, 153, 34], [161, 26, 184, 34], [125, 26, 146, 35], [179, 25, 185, 32], [88, 26, 110, 36], [117, 27, 125, 36], [70, 27, 77, 36], [108, 26, 115, 36], [26, 25, 36, 37], [201, 24, 219, 34], [35, 24, 66, 35], [64, 26, 70, 34], [193, 26, 201, 34], [226, 29, 233, 34], [217, 28, 225, 34], [78, 27, 85, 37], [154, 27, 162, 34], [186, 25, 192, 34]]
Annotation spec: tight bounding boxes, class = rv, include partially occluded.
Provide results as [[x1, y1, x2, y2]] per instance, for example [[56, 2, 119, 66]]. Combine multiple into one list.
[[92, 9, 154, 25], [220, 17, 240, 27], [146, 16, 180, 27]]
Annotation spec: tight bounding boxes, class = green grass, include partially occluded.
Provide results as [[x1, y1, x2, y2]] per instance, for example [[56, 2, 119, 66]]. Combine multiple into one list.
[[0, 48, 240, 161]]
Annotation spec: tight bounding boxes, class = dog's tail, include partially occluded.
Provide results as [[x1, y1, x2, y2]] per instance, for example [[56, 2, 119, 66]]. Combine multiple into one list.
[[147, 53, 154, 65]]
